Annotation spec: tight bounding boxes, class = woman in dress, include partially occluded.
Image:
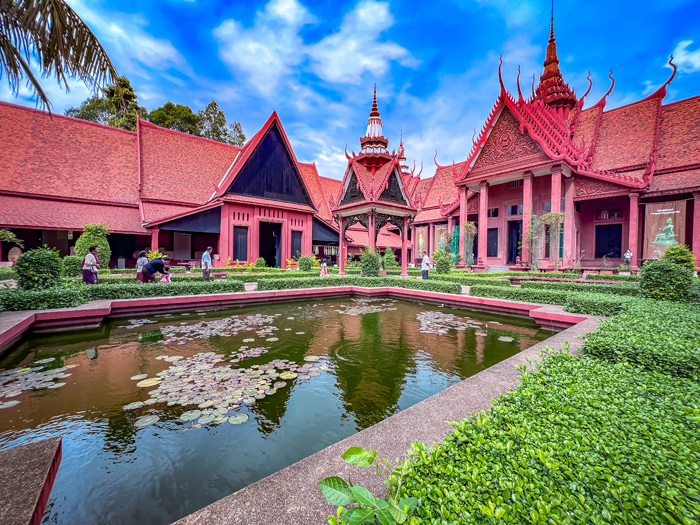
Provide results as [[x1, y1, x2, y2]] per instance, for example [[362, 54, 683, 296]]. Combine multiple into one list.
[[82, 245, 99, 285], [136, 251, 148, 283], [320, 260, 327, 276]]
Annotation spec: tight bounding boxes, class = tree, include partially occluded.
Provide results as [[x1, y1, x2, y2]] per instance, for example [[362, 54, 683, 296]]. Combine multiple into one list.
[[105, 77, 147, 131], [1, 0, 120, 110], [74, 223, 111, 263], [150, 102, 202, 135], [65, 96, 115, 125], [198, 100, 246, 146], [0, 228, 23, 248]]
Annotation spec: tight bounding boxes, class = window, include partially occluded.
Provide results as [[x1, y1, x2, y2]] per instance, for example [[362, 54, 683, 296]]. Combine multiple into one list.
[[544, 224, 565, 259], [595, 224, 622, 258], [544, 200, 565, 212], [507, 180, 524, 188], [487, 228, 498, 257], [291, 231, 302, 259], [233, 227, 248, 261], [487, 207, 499, 218], [575, 202, 581, 213], [507, 204, 523, 216], [595, 208, 623, 221]]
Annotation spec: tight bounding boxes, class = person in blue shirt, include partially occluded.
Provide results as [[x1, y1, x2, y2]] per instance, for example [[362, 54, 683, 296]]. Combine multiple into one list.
[[201, 246, 213, 281]]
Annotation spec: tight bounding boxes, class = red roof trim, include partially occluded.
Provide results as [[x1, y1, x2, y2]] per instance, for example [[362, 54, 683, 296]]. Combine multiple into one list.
[[0, 189, 139, 208], [146, 200, 224, 227], [138, 119, 242, 151]]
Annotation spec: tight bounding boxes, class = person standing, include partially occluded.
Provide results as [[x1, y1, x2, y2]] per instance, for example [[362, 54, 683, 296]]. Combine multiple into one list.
[[135, 251, 148, 283], [143, 256, 170, 283], [320, 260, 327, 276], [202, 246, 213, 281], [421, 250, 430, 280], [82, 245, 100, 285]]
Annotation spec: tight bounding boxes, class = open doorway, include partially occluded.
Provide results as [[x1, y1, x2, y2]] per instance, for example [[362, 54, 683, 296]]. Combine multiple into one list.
[[507, 220, 522, 265], [259, 222, 282, 267]]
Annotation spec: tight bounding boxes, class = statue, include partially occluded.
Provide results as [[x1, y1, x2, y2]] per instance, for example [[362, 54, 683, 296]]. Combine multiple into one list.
[[651, 217, 679, 247], [418, 233, 424, 253], [438, 234, 445, 251]]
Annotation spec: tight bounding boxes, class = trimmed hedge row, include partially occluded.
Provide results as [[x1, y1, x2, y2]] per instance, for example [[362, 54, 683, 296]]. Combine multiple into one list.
[[0, 288, 85, 312], [521, 280, 641, 297], [98, 267, 187, 274], [583, 300, 700, 379], [469, 284, 569, 305], [91, 274, 212, 285], [0, 270, 18, 280], [453, 270, 581, 279], [189, 266, 287, 273], [225, 271, 318, 282], [562, 292, 639, 316], [385, 268, 423, 276], [585, 272, 640, 282], [257, 276, 463, 295], [83, 280, 245, 300], [396, 351, 700, 524]]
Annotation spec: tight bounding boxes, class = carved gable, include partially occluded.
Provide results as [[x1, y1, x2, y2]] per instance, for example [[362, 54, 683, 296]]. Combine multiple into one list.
[[471, 107, 544, 172], [340, 170, 366, 205], [378, 169, 408, 205], [575, 176, 630, 199]]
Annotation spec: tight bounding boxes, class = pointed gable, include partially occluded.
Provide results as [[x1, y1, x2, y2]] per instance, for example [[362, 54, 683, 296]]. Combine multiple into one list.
[[377, 168, 408, 205], [339, 169, 366, 205], [225, 121, 314, 207]]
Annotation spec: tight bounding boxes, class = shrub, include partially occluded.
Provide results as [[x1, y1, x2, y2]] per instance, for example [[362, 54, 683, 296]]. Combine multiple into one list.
[[94, 274, 212, 285], [74, 223, 111, 263], [521, 280, 641, 297], [0, 287, 85, 312], [640, 259, 693, 301], [62, 256, 83, 278], [297, 255, 314, 272], [384, 268, 422, 276], [469, 284, 569, 305], [563, 292, 639, 316], [431, 275, 512, 287], [14, 247, 63, 291], [82, 280, 245, 300], [146, 249, 164, 261], [359, 247, 381, 277], [432, 249, 453, 274], [225, 271, 318, 282], [660, 244, 697, 272], [257, 276, 463, 295], [396, 351, 700, 524], [586, 273, 640, 282], [582, 301, 700, 378], [382, 247, 398, 269], [255, 257, 266, 268]]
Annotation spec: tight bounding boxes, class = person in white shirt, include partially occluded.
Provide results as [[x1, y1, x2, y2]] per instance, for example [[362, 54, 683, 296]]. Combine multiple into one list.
[[82, 245, 99, 285], [421, 250, 430, 280], [136, 251, 148, 283], [201, 246, 213, 281]]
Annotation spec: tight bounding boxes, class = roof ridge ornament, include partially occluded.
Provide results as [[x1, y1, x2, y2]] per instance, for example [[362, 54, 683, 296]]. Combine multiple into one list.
[[591, 70, 615, 110], [498, 55, 506, 97], [640, 55, 677, 102]]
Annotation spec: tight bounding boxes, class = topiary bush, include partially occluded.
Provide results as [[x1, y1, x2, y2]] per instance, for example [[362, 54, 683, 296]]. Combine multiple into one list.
[[640, 259, 693, 301], [14, 246, 62, 291], [62, 256, 83, 278], [432, 249, 453, 274], [359, 246, 381, 277], [660, 244, 697, 272], [382, 247, 398, 269], [297, 255, 314, 272], [74, 223, 111, 264], [255, 257, 266, 268]]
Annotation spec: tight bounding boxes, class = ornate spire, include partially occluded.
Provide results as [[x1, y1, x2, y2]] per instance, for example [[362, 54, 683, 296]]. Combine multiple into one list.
[[360, 84, 389, 155], [534, 11, 577, 113]]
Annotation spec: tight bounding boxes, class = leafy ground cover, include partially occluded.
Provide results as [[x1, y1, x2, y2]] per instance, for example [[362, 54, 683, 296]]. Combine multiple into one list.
[[520, 280, 641, 297]]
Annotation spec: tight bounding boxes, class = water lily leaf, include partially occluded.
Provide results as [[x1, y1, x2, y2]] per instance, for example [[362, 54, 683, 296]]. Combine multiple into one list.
[[136, 378, 162, 387], [273, 381, 287, 389], [279, 372, 297, 380], [198, 414, 216, 425], [46, 382, 66, 388], [303, 356, 320, 362], [33, 358, 56, 364], [228, 413, 249, 425], [180, 410, 202, 422], [242, 397, 255, 403], [254, 394, 266, 400], [135, 415, 159, 427], [130, 374, 148, 381], [298, 374, 311, 380], [242, 338, 255, 343], [498, 336, 514, 342], [0, 400, 20, 409], [264, 389, 276, 395], [266, 337, 279, 342], [123, 402, 145, 411]]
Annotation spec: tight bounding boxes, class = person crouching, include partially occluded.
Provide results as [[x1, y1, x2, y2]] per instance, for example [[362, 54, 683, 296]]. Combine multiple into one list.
[[142, 256, 170, 283]]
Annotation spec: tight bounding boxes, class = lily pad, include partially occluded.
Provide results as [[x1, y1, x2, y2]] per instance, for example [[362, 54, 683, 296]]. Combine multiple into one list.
[[266, 337, 279, 342], [273, 381, 287, 389], [136, 378, 162, 387], [213, 415, 228, 424], [498, 336, 515, 342], [180, 410, 202, 422], [33, 358, 56, 364], [303, 356, 320, 362], [298, 374, 311, 380], [46, 382, 66, 388], [242, 397, 255, 403], [264, 389, 276, 395], [123, 401, 145, 411], [242, 338, 255, 343], [279, 372, 297, 380], [254, 393, 266, 400], [0, 400, 20, 409], [198, 414, 216, 425], [228, 414, 249, 425], [135, 415, 159, 427], [130, 374, 148, 381]]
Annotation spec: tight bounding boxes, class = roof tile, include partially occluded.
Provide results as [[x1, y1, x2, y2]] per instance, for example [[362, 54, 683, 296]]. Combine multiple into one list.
[[657, 96, 700, 171]]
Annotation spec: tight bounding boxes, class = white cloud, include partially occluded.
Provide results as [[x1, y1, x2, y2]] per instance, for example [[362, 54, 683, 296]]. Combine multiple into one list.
[[474, 0, 540, 28], [673, 40, 700, 72]]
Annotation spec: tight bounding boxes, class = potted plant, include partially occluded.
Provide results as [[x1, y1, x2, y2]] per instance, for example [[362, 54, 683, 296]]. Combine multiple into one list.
[[615, 263, 631, 276]]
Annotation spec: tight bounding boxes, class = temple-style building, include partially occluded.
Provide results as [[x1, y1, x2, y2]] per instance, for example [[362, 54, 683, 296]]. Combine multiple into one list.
[[1, 18, 699, 269]]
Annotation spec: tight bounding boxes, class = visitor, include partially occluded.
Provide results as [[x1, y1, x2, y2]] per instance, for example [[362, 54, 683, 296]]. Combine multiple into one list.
[[421, 250, 430, 280], [202, 246, 213, 281], [623, 249, 633, 267], [135, 251, 148, 283], [82, 245, 100, 285], [320, 260, 327, 277], [143, 256, 170, 283]]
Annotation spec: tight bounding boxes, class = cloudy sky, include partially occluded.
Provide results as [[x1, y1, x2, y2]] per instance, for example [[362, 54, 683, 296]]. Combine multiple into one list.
[[3, 0, 699, 180]]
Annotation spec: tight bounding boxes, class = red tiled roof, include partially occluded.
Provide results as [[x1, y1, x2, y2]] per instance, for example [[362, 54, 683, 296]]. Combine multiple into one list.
[[222, 194, 315, 212], [657, 96, 700, 171], [0, 100, 138, 204], [345, 225, 411, 249], [298, 162, 333, 222], [413, 207, 446, 223], [423, 164, 462, 208], [142, 202, 197, 223], [413, 178, 433, 207], [0, 195, 146, 233], [648, 168, 700, 193], [572, 107, 600, 156], [320, 177, 343, 209], [139, 120, 241, 205]]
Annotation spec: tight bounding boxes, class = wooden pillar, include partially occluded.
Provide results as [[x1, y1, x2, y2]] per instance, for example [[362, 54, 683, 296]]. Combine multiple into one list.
[[521, 172, 533, 265], [150, 228, 159, 251], [477, 181, 488, 267], [400, 216, 408, 277], [338, 217, 345, 275], [458, 186, 467, 266], [694, 192, 700, 269], [628, 193, 640, 270], [563, 177, 575, 268]]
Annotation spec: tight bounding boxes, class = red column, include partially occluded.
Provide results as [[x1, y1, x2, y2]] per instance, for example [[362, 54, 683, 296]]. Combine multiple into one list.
[[150, 228, 159, 251], [458, 186, 467, 266], [521, 172, 533, 265], [477, 181, 488, 267], [694, 192, 700, 269], [563, 177, 575, 268], [281, 217, 289, 268], [550, 167, 562, 213], [429, 224, 435, 254], [628, 193, 640, 270], [368, 213, 376, 252], [338, 217, 345, 276], [218, 203, 230, 268], [401, 216, 408, 277], [304, 213, 313, 257]]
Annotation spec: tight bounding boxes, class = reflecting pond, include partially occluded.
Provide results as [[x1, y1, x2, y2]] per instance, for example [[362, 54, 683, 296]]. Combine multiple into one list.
[[0, 298, 554, 524]]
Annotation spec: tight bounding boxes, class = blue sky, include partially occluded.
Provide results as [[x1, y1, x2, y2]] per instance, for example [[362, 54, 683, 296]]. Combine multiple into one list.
[[3, 0, 699, 180]]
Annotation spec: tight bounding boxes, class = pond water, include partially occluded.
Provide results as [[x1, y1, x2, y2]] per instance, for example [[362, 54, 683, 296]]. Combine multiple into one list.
[[0, 298, 553, 524]]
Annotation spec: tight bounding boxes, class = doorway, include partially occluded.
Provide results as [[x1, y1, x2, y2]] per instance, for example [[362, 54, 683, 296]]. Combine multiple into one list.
[[259, 222, 282, 267], [507, 220, 522, 265]]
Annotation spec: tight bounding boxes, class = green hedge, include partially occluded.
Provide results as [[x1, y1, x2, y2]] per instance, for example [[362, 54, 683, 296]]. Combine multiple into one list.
[[563, 292, 639, 317], [98, 267, 187, 274], [469, 284, 569, 305], [0, 270, 18, 280], [640, 259, 694, 301], [396, 351, 700, 524], [257, 276, 463, 295], [429, 275, 512, 287], [452, 270, 580, 279], [225, 271, 318, 282], [585, 272, 640, 282], [0, 287, 85, 312], [188, 266, 286, 273], [521, 280, 641, 297], [384, 268, 423, 276], [583, 301, 700, 378], [83, 280, 245, 300], [327, 267, 363, 275], [92, 274, 212, 285]]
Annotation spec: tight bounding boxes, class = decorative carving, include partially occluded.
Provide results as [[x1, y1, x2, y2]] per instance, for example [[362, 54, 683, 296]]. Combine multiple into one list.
[[375, 212, 404, 240], [575, 177, 629, 199], [340, 171, 365, 205], [378, 170, 407, 205], [467, 196, 479, 212], [342, 213, 369, 237], [472, 107, 543, 171]]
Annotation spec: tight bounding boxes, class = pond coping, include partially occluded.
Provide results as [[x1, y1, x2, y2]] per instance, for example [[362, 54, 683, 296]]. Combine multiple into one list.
[[0, 287, 588, 355]]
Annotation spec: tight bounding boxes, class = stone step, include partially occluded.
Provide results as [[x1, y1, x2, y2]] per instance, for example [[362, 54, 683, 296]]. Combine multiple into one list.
[[487, 266, 510, 272]]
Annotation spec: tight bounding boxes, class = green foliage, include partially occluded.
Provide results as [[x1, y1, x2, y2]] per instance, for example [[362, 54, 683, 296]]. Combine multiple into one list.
[[319, 447, 420, 525], [432, 249, 453, 274], [521, 280, 641, 297], [224, 272, 318, 282], [149, 102, 202, 136], [198, 100, 246, 146], [14, 246, 62, 291], [586, 272, 641, 282], [396, 351, 700, 524], [462, 221, 477, 266], [189, 266, 286, 273], [257, 276, 463, 295], [382, 247, 398, 269], [297, 255, 314, 272], [93, 274, 213, 285], [255, 257, 266, 268], [360, 247, 381, 277], [430, 274, 512, 287], [383, 268, 422, 276], [660, 244, 697, 272], [0, 228, 23, 248], [62, 256, 82, 278], [74, 223, 111, 263], [640, 259, 693, 301], [562, 292, 639, 317], [82, 280, 245, 301], [147, 249, 164, 261], [542, 212, 566, 270], [583, 300, 700, 378], [104, 77, 149, 131], [0, 287, 84, 312], [469, 284, 569, 305], [614, 263, 631, 272], [452, 270, 580, 279], [65, 95, 115, 125]]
